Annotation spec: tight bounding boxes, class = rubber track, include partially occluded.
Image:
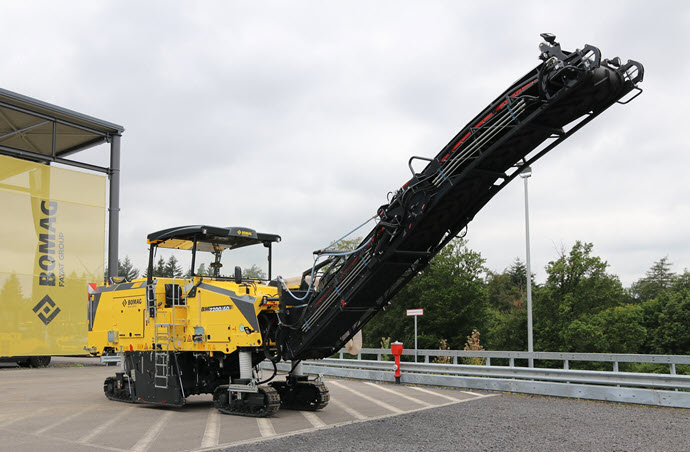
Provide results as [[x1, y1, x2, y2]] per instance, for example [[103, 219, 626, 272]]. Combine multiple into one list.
[[213, 385, 281, 417], [271, 381, 330, 411], [103, 376, 137, 404]]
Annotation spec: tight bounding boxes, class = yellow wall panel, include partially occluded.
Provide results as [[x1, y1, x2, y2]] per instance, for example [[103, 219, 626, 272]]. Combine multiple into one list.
[[0, 155, 106, 356]]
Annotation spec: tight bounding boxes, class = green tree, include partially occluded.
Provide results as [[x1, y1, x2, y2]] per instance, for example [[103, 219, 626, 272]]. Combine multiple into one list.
[[147, 256, 166, 277], [243, 264, 267, 279], [484, 259, 535, 351], [641, 289, 690, 355], [320, 236, 363, 275], [671, 269, 690, 291], [0, 273, 26, 324], [630, 257, 675, 302], [562, 304, 646, 354], [328, 236, 363, 252], [486, 258, 532, 312], [118, 256, 139, 280], [636, 262, 690, 355], [164, 255, 184, 278], [534, 241, 627, 352], [104, 256, 140, 281], [364, 239, 488, 350], [195, 263, 208, 276], [0, 273, 24, 301]]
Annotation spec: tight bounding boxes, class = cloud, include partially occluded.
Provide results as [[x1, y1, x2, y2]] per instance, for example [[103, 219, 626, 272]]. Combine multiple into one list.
[[1, 0, 688, 286]]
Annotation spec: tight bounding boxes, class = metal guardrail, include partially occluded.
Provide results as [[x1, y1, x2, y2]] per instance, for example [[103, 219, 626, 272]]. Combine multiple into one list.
[[351, 348, 690, 367], [262, 348, 690, 409], [100, 355, 121, 364]]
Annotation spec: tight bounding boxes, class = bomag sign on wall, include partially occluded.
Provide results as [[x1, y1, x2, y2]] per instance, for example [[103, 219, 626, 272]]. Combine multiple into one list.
[[0, 154, 106, 356]]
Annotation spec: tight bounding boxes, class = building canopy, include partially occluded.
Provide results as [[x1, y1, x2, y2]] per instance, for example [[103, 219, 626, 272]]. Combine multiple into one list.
[[0, 87, 124, 173]]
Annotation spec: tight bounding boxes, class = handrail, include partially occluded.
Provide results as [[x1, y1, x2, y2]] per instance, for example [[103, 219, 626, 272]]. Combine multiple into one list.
[[346, 348, 690, 366]]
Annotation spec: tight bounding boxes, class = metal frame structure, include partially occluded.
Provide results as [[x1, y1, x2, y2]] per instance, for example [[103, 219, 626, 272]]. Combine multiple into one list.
[[276, 36, 644, 362], [0, 87, 124, 277]]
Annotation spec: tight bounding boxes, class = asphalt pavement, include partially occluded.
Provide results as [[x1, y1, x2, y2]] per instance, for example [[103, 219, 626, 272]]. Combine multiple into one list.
[[1, 358, 688, 452], [224, 393, 690, 452], [0, 360, 487, 451]]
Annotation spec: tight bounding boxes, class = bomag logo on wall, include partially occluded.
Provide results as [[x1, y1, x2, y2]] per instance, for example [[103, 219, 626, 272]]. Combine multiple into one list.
[[0, 155, 106, 356], [33, 295, 61, 326], [34, 200, 61, 325]]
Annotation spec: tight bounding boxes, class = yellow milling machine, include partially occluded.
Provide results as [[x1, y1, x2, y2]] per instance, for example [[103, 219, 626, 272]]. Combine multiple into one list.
[[87, 35, 644, 418], [87, 226, 324, 416]]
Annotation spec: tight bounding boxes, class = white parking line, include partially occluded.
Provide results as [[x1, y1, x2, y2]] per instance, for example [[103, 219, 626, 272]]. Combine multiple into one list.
[[256, 417, 276, 437], [300, 411, 326, 428], [409, 386, 463, 402], [79, 407, 135, 444], [200, 408, 220, 448], [36, 406, 95, 435], [328, 380, 403, 414], [329, 397, 367, 420], [460, 390, 491, 398], [0, 407, 51, 427], [131, 411, 172, 452], [363, 382, 432, 407]]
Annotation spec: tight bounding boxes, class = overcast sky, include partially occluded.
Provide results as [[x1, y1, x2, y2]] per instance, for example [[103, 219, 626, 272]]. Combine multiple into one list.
[[2, 1, 688, 286]]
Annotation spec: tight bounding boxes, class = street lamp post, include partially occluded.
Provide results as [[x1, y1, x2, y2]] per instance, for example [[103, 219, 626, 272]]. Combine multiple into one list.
[[520, 166, 534, 368]]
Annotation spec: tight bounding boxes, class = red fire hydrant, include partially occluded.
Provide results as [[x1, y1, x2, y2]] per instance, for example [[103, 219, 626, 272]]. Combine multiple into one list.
[[391, 341, 403, 384]]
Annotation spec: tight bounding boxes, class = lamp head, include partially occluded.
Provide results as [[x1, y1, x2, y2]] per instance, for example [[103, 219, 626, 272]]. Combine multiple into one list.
[[520, 166, 532, 178]]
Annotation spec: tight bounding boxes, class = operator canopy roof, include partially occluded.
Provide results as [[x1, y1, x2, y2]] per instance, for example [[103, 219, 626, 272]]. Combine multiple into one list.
[[147, 225, 281, 253], [0, 88, 124, 160]]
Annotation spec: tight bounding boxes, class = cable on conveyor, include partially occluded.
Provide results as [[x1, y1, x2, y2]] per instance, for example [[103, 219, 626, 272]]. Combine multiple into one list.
[[277, 214, 378, 302]]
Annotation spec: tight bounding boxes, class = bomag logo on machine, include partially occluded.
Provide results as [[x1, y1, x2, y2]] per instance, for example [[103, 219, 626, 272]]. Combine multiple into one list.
[[121, 298, 143, 307], [201, 305, 232, 312], [236, 229, 253, 237]]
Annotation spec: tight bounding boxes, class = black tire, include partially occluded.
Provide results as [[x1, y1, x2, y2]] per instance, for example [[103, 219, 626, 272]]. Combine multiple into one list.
[[28, 356, 51, 367], [17, 360, 31, 368]]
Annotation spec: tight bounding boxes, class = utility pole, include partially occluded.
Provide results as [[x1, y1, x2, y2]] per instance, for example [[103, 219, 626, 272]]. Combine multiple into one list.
[[520, 166, 534, 368]]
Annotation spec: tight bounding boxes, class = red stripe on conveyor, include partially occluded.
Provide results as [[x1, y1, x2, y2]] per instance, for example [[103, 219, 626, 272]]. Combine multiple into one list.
[[448, 79, 537, 156]]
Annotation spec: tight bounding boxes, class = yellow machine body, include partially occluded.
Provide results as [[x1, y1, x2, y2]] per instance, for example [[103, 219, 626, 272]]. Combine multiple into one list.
[[88, 277, 289, 355], [86, 225, 324, 416]]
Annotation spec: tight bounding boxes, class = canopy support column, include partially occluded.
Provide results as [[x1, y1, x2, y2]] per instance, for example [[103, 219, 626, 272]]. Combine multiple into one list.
[[107, 134, 121, 279]]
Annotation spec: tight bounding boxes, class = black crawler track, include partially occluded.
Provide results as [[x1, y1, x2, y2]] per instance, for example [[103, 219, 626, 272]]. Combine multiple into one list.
[[103, 375, 136, 404], [278, 35, 644, 361], [103, 373, 187, 408], [270, 379, 330, 411], [213, 385, 281, 417]]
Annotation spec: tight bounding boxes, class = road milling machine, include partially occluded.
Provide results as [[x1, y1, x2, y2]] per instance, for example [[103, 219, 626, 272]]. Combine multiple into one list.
[[87, 35, 644, 417]]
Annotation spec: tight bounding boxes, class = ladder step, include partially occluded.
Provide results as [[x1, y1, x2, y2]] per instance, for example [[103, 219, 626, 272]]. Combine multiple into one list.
[[153, 350, 170, 389]]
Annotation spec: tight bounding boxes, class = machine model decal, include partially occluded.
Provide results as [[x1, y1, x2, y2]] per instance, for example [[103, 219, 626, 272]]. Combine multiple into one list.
[[198, 283, 259, 331], [201, 305, 232, 312]]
